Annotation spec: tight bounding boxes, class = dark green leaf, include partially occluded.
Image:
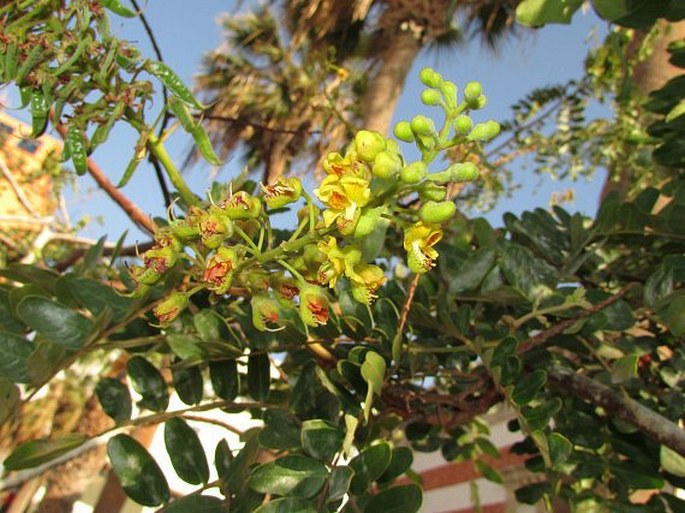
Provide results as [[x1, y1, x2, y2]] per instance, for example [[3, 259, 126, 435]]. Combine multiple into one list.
[[500, 245, 557, 301], [194, 309, 232, 343], [491, 337, 518, 367], [17, 296, 93, 350], [248, 455, 328, 498], [301, 419, 343, 461], [0, 331, 32, 383], [107, 434, 170, 507], [215, 439, 233, 481], [522, 398, 562, 430], [4, 434, 86, 470], [253, 497, 317, 513], [377, 447, 413, 484], [172, 363, 203, 405], [611, 354, 639, 384], [96, 378, 132, 423], [511, 369, 547, 405], [349, 442, 392, 494], [449, 247, 496, 293], [548, 432, 573, 466], [0, 288, 25, 334], [363, 484, 422, 513], [0, 378, 19, 426], [164, 417, 209, 485], [663, 294, 685, 336], [209, 359, 239, 401], [247, 353, 271, 401], [225, 433, 260, 493], [328, 466, 354, 502], [500, 355, 522, 387], [0, 264, 58, 295], [162, 495, 226, 513], [259, 410, 301, 450], [167, 333, 207, 360], [127, 356, 169, 412], [515, 482, 549, 504], [26, 339, 68, 385], [68, 277, 132, 323]]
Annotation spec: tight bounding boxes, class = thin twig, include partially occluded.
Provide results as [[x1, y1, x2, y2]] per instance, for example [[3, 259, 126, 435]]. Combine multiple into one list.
[[0, 154, 38, 215], [392, 273, 421, 365], [517, 283, 637, 354], [52, 116, 157, 235], [182, 414, 244, 436]]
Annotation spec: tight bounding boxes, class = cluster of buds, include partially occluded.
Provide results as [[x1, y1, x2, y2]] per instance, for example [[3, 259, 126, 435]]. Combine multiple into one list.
[[131, 68, 498, 332]]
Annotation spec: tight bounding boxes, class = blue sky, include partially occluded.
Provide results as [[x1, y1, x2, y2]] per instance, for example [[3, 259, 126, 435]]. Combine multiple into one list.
[[7, 1, 610, 243]]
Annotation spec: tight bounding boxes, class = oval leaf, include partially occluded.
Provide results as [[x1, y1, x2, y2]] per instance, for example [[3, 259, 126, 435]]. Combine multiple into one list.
[[96, 378, 132, 423], [165, 417, 209, 485], [0, 378, 19, 426], [4, 433, 86, 470], [328, 465, 354, 502], [107, 434, 170, 507], [248, 455, 328, 498], [253, 497, 317, 513], [512, 369, 547, 405], [172, 363, 204, 405], [0, 331, 32, 383], [247, 353, 271, 401], [209, 359, 239, 401], [17, 296, 93, 350], [301, 419, 343, 461], [162, 495, 226, 513], [349, 442, 392, 494], [127, 356, 169, 412], [363, 484, 422, 513]]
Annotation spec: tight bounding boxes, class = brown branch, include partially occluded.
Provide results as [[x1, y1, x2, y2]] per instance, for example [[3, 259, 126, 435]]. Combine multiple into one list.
[[548, 365, 685, 456], [52, 118, 157, 235], [517, 284, 637, 354]]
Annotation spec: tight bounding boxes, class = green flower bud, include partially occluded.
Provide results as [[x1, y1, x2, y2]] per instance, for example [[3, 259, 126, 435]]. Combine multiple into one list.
[[354, 130, 387, 163], [421, 89, 441, 106], [261, 176, 303, 209], [419, 200, 457, 224], [393, 121, 415, 143], [454, 115, 473, 136], [440, 81, 458, 105], [419, 67, 442, 88], [474, 95, 488, 110], [303, 243, 325, 267], [466, 120, 500, 142], [154, 228, 183, 251], [385, 138, 400, 155], [203, 247, 238, 294], [221, 191, 262, 220], [354, 206, 385, 238], [448, 162, 479, 182], [299, 285, 329, 327], [400, 161, 427, 184], [129, 264, 162, 286], [464, 81, 482, 101], [410, 115, 437, 137], [372, 150, 402, 179], [153, 292, 189, 326], [418, 182, 447, 202]]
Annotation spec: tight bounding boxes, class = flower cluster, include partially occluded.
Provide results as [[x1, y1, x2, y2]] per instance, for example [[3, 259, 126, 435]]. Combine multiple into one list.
[[129, 68, 498, 334]]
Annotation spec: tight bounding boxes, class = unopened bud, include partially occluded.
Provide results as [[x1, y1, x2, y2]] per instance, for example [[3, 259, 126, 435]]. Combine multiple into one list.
[[354, 130, 387, 163], [419, 200, 457, 224], [393, 121, 415, 143], [400, 161, 427, 184], [466, 120, 500, 142], [372, 151, 402, 179]]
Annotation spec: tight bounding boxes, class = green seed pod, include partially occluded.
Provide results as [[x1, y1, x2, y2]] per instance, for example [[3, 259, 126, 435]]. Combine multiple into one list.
[[466, 120, 500, 142], [400, 161, 427, 184], [454, 115, 473, 136], [354, 130, 387, 163], [372, 150, 402, 179], [448, 162, 479, 182], [419, 201, 457, 224], [410, 115, 437, 138], [419, 67, 442, 88], [393, 121, 415, 143], [464, 81, 482, 101], [418, 182, 447, 202], [421, 89, 441, 106]]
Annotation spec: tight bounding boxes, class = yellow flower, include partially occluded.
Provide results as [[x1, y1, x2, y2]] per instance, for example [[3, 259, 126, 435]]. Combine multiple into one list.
[[315, 175, 371, 235], [316, 236, 363, 287], [350, 263, 386, 304], [403, 222, 443, 273]]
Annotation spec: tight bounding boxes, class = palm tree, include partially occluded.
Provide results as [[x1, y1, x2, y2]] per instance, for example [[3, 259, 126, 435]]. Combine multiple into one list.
[[195, 0, 520, 183]]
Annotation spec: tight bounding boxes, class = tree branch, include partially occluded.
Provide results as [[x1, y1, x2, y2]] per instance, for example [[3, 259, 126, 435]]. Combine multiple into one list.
[[548, 365, 685, 456], [53, 119, 157, 235]]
